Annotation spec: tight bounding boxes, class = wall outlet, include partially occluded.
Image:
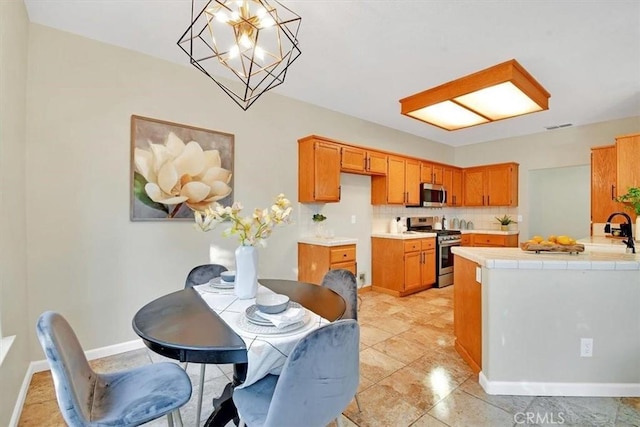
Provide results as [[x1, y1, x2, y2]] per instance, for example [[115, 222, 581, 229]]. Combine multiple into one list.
[[358, 273, 365, 285], [580, 338, 593, 357]]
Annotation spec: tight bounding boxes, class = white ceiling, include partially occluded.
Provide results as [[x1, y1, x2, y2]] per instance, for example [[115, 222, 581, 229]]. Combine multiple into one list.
[[23, 0, 640, 147]]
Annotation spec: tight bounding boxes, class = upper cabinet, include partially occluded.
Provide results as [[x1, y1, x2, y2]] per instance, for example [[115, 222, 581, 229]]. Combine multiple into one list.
[[591, 145, 619, 224], [420, 162, 444, 185], [443, 167, 463, 206], [372, 156, 420, 205], [340, 146, 387, 175], [463, 163, 519, 207], [298, 134, 520, 207], [616, 133, 640, 197], [298, 136, 341, 203]]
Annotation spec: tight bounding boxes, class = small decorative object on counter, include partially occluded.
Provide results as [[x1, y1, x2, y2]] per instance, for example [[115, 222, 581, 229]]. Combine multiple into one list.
[[389, 217, 399, 234], [467, 221, 474, 230], [312, 213, 327, 237], [442, 215, 448, 230], [451, 217, 459, 230], [615, 187, 640, 241], [459, 219, 467, 230], [495, 214, 515, 231]]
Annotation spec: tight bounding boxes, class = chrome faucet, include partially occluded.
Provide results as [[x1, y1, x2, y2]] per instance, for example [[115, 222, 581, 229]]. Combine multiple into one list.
[[605, 212, 635, 253]]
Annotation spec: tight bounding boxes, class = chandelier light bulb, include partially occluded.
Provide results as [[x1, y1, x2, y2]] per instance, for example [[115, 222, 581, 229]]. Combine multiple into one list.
[[239, 33, 253, 48], [214, 11, 229, 23]]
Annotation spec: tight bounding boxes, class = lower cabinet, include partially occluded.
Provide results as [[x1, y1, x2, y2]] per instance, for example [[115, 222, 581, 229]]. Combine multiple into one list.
[[453, 256, 482, 373], [298, 243, 356, 285], [371, 237, 436, 296], [471, 233, 518, 247]]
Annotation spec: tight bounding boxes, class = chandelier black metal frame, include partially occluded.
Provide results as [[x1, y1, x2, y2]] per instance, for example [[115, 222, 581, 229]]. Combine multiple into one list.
[[178, 0, 302, 110]]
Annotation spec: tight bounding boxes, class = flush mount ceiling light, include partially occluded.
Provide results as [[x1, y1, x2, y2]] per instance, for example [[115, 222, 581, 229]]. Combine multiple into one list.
[[399, 59, 550, 131], [178, 0, 302, 110]]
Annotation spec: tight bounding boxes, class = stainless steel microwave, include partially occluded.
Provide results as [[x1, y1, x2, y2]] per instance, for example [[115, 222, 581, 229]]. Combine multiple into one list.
[[421, 183, 447, 207]]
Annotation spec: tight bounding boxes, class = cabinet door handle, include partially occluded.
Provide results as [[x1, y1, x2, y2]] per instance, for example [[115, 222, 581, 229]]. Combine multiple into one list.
[[611, 185, 616, 200], [482, 195, 485, 205], [487, 195, 490, 205]]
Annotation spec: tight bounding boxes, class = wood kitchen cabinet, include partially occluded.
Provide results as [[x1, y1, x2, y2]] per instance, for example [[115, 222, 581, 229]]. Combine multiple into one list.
[[298, 136, 341, 203], [420, 162, 444, 185], [615, 133, 640, 199], [371, 237, 436, 296], [463, 162, 519, 207], [443, 167, 463, 206], [372, 156, 420, 205], [461, 234, 472, 246], [591, 145, 620, 224], [471, 233, 518, 247], [298, 243, 356, 285], [453, 256, 481, 373], [340, 146, 387, 175]]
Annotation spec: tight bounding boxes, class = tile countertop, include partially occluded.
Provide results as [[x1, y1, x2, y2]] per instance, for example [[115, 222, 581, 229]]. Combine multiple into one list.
[[452, 246, 640, 270], [371, 232, 437, 240], [577, 236, 637, 254], [298, 236, 358, 247]]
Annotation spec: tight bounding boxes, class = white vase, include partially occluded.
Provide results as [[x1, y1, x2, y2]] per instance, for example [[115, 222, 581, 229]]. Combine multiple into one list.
[[234, 245, 258, 299]]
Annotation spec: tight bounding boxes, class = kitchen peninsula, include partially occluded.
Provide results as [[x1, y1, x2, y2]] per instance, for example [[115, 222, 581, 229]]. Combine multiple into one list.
[[452, 246, 640, 397]]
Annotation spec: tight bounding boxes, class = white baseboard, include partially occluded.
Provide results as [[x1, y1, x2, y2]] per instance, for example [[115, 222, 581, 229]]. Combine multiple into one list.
[[479, 372, 640, 397], [11, 339, 146, 426]]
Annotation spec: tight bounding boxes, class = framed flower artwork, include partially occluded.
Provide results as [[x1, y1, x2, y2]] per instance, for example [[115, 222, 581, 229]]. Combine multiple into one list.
[[130, 115, 234, 221]]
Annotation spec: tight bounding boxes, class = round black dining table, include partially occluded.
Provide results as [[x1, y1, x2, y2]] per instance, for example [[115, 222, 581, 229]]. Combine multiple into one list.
[[132, 279, 346, 427]]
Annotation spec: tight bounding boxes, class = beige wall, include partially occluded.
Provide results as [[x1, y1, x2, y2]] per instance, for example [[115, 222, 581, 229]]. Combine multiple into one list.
[[455, 116, 640, 239], [0, 0, 29, 424], [24, 24, 452, 362]]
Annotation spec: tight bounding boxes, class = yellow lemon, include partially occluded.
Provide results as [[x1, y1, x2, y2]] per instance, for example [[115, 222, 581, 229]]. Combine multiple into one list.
[[532, 235, 544, 243], [548, 235, 557, 243], [557, 235, 572, 245], [541, 240, 554, 245]]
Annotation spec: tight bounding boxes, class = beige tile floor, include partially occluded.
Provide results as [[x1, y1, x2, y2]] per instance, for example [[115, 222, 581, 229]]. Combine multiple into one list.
[[19, 286, 640, 427]]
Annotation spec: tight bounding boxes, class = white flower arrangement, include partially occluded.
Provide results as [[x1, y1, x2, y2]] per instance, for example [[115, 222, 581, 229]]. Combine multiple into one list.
[[194, 194, 292, 246]]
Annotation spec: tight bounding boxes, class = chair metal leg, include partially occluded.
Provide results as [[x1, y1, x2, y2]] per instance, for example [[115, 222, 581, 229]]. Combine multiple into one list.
[[238, 419, 246, 427], [195, 364, 206, 426], [174, 409, 184, 427], [355, 394, 362, 412], [167, 411, 174, 427]]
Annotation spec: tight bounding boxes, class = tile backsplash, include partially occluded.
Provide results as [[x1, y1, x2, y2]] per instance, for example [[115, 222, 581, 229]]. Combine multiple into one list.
[[372, 205, 521, 233]]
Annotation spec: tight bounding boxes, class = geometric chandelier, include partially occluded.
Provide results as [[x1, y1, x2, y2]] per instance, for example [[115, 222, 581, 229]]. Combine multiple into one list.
[[400, 59, 550, 131], [178, 0, 302, 110]]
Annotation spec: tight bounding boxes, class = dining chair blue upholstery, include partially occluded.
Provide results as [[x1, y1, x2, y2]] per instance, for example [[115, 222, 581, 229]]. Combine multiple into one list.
[[321, 269, 358, 321], [233, 319, 360, 427], [36, 311, 191, 427], [183, 263, 228, 426], [184, 263, 228, 288], [321, 268, 362, 414]]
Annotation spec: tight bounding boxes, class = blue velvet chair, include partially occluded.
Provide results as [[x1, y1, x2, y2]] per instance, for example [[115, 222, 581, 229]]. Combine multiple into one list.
[[321, 269, 358, 321], [233, 319, 360, 427], [184, 263, 228, 425], [36, 311, 192, 426], [321, 269, 362, 413], [184, 263, 228, 289]]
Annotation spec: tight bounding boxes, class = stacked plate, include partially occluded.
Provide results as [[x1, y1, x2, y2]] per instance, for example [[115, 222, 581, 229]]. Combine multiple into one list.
[[244, 302, 303, 326], [209, 276, 234, 290]]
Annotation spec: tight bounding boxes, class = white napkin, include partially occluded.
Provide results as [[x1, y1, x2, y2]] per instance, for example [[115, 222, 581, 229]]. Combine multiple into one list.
[[255, 307, 305, 329]]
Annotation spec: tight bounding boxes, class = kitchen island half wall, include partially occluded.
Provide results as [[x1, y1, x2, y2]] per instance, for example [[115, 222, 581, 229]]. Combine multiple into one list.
[[452, 246, 640, 397]]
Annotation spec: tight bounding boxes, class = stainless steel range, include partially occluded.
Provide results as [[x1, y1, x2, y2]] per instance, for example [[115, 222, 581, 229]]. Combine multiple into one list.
[[406, 217, 461, 288]]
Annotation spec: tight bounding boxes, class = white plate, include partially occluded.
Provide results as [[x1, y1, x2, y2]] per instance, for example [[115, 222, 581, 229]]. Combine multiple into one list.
[[238, 305, 310, 335], [245, 302, 301, 326], [208, 276, 235, 289]]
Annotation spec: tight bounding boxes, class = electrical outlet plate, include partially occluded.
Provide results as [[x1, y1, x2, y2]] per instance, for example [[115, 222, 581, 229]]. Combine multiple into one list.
[[580, 338, 593, 357]]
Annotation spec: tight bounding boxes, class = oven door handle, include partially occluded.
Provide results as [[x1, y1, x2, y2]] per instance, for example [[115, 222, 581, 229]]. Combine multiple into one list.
[[439, 240, 461, 247]]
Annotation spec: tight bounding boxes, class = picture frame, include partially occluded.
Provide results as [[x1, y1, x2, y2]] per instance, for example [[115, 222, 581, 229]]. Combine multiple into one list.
[[130, 115, 234, 221]]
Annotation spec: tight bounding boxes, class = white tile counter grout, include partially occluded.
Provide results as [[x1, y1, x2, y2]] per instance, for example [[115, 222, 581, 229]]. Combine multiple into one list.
[[452, 247, 640, 270]]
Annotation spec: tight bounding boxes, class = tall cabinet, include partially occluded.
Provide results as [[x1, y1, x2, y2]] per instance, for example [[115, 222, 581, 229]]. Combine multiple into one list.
[[590, 133, 639, 231], [591, 145, 619, 224]]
